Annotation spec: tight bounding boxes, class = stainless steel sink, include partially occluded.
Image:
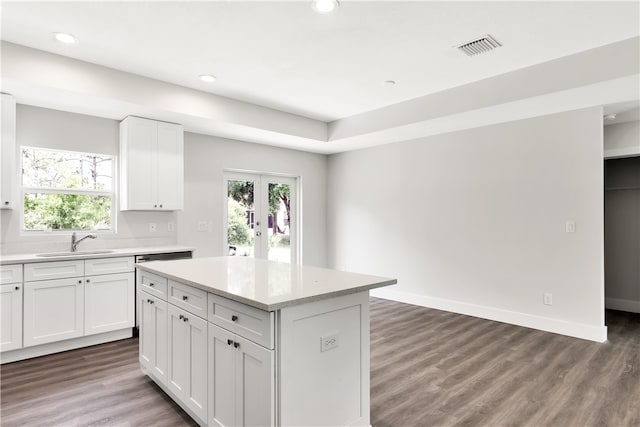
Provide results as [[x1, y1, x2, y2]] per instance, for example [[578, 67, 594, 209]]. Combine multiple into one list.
[[36, 250, 115, 257]]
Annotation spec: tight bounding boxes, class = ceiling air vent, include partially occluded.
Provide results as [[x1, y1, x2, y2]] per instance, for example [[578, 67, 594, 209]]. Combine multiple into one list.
[[456, 34, 502, 56]]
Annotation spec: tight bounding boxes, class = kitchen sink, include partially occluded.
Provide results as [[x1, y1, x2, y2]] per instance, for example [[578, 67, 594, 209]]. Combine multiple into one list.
[[36, 250, 115, 257]]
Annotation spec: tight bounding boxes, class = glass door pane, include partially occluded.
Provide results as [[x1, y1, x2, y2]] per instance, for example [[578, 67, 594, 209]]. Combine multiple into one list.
[[267, 182, 291, 263], [226, 178, 257, 258]]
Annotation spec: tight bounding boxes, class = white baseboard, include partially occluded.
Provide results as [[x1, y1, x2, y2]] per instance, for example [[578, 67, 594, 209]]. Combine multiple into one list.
[[0, 328, 133, 364], [606, 297, 640, 313], [371, 288, 607, 343]]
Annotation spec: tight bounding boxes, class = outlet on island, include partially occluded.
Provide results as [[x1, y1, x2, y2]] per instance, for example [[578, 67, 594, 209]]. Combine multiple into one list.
[[149, 223, 156, 233]]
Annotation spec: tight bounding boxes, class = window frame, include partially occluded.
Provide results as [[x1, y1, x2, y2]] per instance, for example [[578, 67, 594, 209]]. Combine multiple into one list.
[[19, 145, 117, 235]]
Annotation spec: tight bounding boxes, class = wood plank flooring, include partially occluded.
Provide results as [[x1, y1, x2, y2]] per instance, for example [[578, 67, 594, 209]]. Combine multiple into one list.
[[1, 298, 638, 426]]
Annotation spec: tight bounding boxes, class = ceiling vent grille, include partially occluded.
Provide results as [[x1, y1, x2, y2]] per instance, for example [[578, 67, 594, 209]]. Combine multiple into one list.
[[457, 34, 502, 56]]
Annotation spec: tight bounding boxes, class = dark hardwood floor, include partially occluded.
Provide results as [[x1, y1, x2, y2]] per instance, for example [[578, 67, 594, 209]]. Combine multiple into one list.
[[1, 298, 638, 426]]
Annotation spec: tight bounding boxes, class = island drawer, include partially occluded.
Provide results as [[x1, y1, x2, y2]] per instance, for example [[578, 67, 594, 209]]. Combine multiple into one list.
[[85, 257, 134, 276], [138, 270, 168, 300], [208, 293, 274, 349], [168, 280, 207, 319], [0, 264, 23, 285], [24, 260, 84, 282]]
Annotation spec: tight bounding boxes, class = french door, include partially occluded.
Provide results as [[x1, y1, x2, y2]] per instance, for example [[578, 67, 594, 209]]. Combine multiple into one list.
[[224, 172, 298, 264]]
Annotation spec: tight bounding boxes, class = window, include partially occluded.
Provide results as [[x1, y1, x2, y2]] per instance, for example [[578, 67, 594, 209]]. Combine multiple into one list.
[[21, 146, 115, 232]]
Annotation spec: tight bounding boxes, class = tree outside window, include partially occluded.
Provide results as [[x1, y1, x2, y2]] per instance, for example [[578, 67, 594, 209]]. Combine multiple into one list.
[[21, 147, 114, 231]]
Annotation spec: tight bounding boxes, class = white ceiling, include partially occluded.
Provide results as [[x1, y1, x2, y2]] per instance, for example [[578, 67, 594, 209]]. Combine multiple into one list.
[[2, 1, 639, 122]]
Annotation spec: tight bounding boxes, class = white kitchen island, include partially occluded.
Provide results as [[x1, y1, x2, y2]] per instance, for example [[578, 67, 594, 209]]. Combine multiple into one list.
[[136, 256, 396, 427]]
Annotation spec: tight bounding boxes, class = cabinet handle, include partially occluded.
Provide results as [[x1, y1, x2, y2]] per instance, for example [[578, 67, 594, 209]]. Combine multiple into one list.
[[159, 204, 163, 208], [231, 315, 238, 322], [78, 280, 82, 284], [179, 314, 184, 320], [233, 342, 240, 349], [182, 316, 189, 322], [227, 339, 233, 346], [147, 299, 154, 305], [154, 204, 157, 208], [4, 201, 9, 205], [14, 286, 19, 291], [149, 282, 155, 287], [182, 295, 189, 301], [86, 279, 90, 283]]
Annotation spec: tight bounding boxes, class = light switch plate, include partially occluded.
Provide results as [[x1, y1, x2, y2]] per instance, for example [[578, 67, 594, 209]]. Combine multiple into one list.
[[149, 223, 156, 233]]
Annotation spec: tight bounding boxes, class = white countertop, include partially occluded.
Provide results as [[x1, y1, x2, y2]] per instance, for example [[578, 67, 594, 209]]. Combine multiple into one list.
[[136, 256, 397, 311], [0, 245, 194, 264]]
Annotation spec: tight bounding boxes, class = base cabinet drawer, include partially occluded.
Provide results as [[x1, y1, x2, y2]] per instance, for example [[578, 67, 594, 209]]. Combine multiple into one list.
[[0, 264, 22, 285], [24, 260, 84, 282], [208, 293, 274, 349], [138, 270, 168, 300], [85, 257, 134, 276], [168, 280, 207, 319], [23, 278, 84, 347], [0, 283, 23, 352]]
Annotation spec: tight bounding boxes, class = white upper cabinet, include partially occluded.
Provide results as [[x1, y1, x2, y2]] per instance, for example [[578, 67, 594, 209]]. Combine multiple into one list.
[[0, 94, 17, 210], [119, 116, 183, 211]]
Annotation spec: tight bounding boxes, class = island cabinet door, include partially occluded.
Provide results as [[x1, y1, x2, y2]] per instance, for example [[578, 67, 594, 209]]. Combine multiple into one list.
[[207, 323, 275, 427], [208, 323, 237, 427], [139, 292, 168, 385], [235, 335, 274, 427], [167, 305, 207, 423]]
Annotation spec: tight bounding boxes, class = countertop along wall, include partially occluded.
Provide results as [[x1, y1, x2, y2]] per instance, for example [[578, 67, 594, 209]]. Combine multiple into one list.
[[0, 105, 328, 266], [327, 107, 606, 342]]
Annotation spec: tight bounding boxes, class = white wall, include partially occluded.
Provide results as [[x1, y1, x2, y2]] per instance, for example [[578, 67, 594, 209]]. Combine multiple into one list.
[[327, 108, 606, 341], [0, 105, 178, 254], [604, 120, 640, 158], [0, 105, 328, 267], [178, 132, 327, 267]]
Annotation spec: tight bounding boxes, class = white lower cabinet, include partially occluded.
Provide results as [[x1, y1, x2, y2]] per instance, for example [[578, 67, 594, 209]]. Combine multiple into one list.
[[139, 291, 168, 385], [208, 323, 274, 427], [0, 283, 23, 352], [168, 304, 208, 422], [23, 277, 84, 347], [85, 272, 135, 335]]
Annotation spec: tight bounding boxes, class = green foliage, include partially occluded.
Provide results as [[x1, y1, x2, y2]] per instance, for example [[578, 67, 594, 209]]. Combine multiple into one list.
[[227, 181, 254, 208], [227, 199, 252, 246], [21, 147, 114, 231], [268, 184, 290, 214], [23, 194, 111, 230]]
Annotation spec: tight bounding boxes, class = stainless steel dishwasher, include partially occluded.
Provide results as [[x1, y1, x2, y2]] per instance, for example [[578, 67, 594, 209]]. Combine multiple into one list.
[[134, 251, 192, 335]]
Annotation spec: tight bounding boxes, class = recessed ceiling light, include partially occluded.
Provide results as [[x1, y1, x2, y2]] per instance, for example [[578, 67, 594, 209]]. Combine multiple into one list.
[[383, 80, 396, 86], [53, 32, 78, 44], [312, 0, 339, 14], [199, 75, 216, 83]]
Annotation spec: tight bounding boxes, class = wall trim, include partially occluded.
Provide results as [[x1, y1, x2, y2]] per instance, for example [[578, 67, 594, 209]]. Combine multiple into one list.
[[606, 297, 640, 313], [371, 288, 607, 343]]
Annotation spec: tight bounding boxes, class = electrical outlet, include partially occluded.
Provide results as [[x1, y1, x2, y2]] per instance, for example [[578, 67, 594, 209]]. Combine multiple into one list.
[[197, 221, 208, 232], [149, 223, 156, 233], [320, 333, 339, 352], [167, 222, 175, 232], [543, 293, 553, 306], [565, 220, 576, 233]]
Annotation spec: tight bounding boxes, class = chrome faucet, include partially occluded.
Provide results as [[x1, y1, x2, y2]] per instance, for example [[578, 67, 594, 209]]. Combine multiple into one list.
[[71, 232, 97, 252]]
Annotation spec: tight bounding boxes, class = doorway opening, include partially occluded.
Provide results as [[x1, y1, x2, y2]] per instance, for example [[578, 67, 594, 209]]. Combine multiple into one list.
[[223, 172, 299, 264], [604, 155, 640, 340]]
